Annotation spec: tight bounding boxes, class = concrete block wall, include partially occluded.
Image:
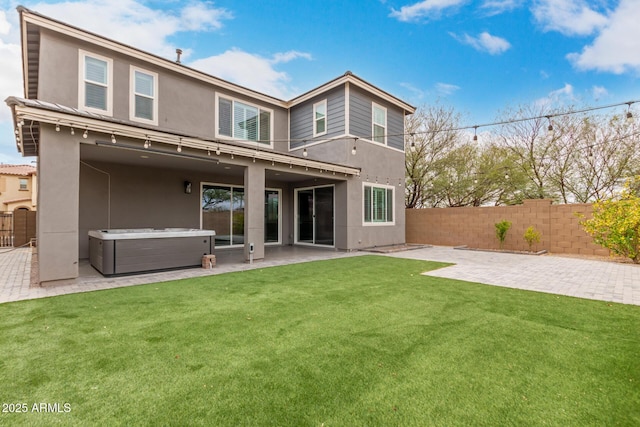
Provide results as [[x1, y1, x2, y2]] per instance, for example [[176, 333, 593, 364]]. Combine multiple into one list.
[[406, 199, 609, 256]]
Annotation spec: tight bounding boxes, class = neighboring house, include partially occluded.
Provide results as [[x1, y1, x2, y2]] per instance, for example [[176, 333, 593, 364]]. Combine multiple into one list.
[[5, 7, 415, 285], [0, 164, 37, 212]]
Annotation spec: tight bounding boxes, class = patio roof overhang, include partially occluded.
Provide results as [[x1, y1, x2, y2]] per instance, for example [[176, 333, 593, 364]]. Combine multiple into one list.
[[6, 97, 362, 177]]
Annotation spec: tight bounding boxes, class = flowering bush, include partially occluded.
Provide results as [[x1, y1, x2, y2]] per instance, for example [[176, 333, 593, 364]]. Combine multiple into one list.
[[580, 183, 640, 263]]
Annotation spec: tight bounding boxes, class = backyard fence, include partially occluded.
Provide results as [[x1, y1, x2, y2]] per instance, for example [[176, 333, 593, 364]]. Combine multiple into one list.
[[0, 212, 12, 247], [406, 199, 609, 256], [0, 210, 37, 248]]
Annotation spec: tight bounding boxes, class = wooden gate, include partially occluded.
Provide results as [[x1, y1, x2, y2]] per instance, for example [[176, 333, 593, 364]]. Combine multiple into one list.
[[0, 212, 12, 247], [13, 210, 37, 247]]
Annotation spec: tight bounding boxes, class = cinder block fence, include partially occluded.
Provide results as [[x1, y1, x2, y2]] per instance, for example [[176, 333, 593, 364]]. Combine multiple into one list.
[[406, 199, 609, 256]]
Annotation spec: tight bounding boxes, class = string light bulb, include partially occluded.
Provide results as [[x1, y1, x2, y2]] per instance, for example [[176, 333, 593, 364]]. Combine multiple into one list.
[[70, 127, 75, 136], [111, 133, 116, 144], [473, 126, 478, 142], [216, 144, 221, 155], [303, 147, 308, 157], [82, 128, 88, 139], [55, 122, 60, 132], [546, 116, 553, 132], [177, 139, 182, 153], [626, 102, 634, 122], [410, 132, 416, 148]]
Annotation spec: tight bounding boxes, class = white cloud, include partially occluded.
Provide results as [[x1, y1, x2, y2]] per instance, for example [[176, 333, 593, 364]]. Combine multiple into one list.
[[567, 0, 640, 74], [271, 51, 313, 64], [481, 0, 522, 16], [29, 0, 232, 59], [535, 83, 575, 108], [591, 85, 608, 101], [399, 82, 426, 99], [189, 48, 312, 99], [531, 0, 608, 36], [0, 9, 23, 123], [436, 82, 460, 95], [389, 0, 466, 22], [451, 31, 511, 55]]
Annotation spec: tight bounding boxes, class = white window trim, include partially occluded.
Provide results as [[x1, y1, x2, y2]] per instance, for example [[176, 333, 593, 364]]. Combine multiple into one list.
[[372, 102, 387, 145], [129, 66, 159, 126], [214, 93, 274, 149], [313, 99, 328, 137], [362, 181, 395, 226], [78, 50, 113, 116], [264, 188, 282, 246]]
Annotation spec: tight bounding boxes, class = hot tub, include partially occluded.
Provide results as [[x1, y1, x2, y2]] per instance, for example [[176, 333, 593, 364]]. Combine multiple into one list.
[[88, 228, 215, 276]]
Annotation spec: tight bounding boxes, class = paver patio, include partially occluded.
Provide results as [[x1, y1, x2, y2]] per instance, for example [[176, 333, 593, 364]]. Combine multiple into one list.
[[0, 246, 639, 306]]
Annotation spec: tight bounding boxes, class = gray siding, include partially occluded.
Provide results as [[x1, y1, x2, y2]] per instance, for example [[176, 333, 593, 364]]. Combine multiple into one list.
[[290, 86, 345, 149], [349, 85, 405, 151]]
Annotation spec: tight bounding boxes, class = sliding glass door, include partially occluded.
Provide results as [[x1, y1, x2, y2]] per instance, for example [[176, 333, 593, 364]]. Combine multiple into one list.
[[295, 185, 334, 246]]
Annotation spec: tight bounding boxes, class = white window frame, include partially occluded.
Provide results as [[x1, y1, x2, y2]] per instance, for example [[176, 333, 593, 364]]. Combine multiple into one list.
[[372, 102, 387, 145], [313, 99, 327, 137], [19, 178, 28, 191], [362, 182, 395, 226], [78, 50, 113, 116], [214, 93, 274, 148], [200, 183, 282, 247], [129, 66, 158, 125]]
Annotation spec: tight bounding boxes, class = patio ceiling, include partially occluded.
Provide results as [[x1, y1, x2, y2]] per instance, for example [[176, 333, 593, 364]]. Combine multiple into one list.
[[80, 143, 338, 184]]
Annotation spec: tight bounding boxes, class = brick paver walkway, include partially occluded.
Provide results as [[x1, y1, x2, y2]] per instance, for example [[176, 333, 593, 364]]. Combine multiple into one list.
[[387, 246, 640, 305], [1, 246, 639, 306]]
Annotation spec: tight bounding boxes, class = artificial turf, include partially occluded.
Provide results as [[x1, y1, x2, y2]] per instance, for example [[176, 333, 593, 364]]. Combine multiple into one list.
[[0, 255, 638, 426]]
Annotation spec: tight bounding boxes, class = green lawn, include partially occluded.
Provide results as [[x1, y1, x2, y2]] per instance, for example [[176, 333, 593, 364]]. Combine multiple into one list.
[[1, 255, 639, 426]]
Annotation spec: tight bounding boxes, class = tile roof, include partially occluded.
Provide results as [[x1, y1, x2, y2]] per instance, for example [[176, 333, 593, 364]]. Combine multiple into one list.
[[0, 164, 36, 176]]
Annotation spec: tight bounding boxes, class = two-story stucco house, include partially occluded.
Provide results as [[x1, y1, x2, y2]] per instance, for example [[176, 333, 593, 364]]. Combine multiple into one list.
[[6, 7, 415, 285], [0, 164, 37, 212]]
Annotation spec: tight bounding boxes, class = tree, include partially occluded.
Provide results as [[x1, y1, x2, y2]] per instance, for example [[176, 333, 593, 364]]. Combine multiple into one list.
[[497, 104, 558, 201], [405, 104, 462, 208], [580, 181, 640, 263]]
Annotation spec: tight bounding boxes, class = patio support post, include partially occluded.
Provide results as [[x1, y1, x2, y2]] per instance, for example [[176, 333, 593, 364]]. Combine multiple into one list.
[[37, 125, 80, 283], [243, 164, 265, 262]]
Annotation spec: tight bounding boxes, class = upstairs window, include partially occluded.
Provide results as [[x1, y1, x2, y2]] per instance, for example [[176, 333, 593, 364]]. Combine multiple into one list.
[[313, 100, 327, 137], [130, 67, 158, 125], [19, 178, 28, 191], [372, 103, 387, 144], [364, 184, 394, 225], [79, 50, 112, 115], [218, 96, 272, 145]]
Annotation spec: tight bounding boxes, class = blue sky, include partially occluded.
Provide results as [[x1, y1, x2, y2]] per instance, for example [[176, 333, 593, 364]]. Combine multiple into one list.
[[1, 0, 639, 164]]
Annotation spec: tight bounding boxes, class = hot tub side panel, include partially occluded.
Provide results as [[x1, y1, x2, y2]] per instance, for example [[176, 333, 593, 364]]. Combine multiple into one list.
[[89, 236, 115, 275], [112, 236, 212, 275]]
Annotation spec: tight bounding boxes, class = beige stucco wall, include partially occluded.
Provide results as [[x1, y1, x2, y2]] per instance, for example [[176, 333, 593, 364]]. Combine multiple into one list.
[[0, 173, 37, 211]]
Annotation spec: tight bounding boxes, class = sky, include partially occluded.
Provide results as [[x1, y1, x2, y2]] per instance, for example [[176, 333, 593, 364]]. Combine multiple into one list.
[[0, 0, 639, 164]]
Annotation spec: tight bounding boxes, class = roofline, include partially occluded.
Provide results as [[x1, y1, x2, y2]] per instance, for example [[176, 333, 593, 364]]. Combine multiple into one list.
[[289, 71, 416, 114], [17, 7, 416, 114], [17, 6, 288, 108], [7, 97, 361, 176]]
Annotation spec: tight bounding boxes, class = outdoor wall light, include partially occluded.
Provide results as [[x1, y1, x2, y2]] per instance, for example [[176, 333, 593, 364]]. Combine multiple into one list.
[[184, 181, 192, 194]]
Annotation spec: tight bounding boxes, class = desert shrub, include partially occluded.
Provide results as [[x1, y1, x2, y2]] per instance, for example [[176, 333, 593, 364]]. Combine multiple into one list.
[[495, 220, 512, 249]]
